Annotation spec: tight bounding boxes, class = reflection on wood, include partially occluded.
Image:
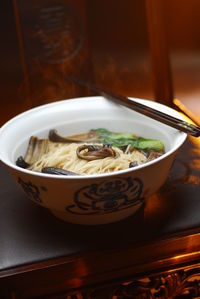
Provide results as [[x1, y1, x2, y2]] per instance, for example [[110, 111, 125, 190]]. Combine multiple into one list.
[[38, 265, 200, 298]]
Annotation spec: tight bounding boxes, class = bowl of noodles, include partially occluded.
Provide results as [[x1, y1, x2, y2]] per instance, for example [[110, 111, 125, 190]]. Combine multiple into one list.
[[0, 96, 187, 225]]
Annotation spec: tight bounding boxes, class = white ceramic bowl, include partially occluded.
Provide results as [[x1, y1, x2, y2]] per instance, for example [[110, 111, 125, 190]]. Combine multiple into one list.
[[0, 96, 187, 225]]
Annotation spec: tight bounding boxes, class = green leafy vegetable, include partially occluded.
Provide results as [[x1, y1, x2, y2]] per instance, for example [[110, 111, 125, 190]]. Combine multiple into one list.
[[92, 128, 164, 151]]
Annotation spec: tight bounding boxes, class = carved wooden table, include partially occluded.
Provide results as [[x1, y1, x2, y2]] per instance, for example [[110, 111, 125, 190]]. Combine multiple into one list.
[[0, 136, 200, 299]]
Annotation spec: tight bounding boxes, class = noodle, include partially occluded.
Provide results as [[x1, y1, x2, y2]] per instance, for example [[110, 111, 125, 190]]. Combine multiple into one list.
[[29, 142, 147, 175], [16, 128, 164, 175]]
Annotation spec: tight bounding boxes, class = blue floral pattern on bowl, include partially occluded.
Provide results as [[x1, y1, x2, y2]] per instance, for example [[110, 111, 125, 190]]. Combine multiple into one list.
[[66, 177, 144, 215], [18, 177, 46, 203]]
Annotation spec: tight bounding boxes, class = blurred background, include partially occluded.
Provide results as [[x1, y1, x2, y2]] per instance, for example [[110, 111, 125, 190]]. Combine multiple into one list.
[[1, 0, 200, 126]]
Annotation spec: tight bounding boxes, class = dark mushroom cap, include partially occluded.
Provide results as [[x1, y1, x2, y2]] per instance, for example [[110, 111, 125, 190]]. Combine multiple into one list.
[[76, 144, 116, 161]]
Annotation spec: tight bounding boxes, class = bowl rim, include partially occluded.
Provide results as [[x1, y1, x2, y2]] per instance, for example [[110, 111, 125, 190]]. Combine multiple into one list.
[[0, 96, 187, 180]]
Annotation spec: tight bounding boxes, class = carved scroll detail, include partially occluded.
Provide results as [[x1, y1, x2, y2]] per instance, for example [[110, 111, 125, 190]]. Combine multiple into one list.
[[113, 266, 200, 299]]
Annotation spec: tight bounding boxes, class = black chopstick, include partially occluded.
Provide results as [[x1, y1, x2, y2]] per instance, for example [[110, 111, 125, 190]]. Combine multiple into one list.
[[102, 90, 200, 137], [69, 77, 200, 137]]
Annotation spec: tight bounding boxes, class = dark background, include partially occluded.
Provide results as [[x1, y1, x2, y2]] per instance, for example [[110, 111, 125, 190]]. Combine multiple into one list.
[[1, 0, 200, 126]]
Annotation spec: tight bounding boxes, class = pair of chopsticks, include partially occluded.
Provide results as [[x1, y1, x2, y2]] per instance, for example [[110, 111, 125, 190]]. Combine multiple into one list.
[[69, 77, 200, 137]]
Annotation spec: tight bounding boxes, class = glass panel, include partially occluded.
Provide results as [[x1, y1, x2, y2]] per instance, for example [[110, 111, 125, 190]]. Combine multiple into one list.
[[86, 0, 154, 100], [14, 0, 92, 107]]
